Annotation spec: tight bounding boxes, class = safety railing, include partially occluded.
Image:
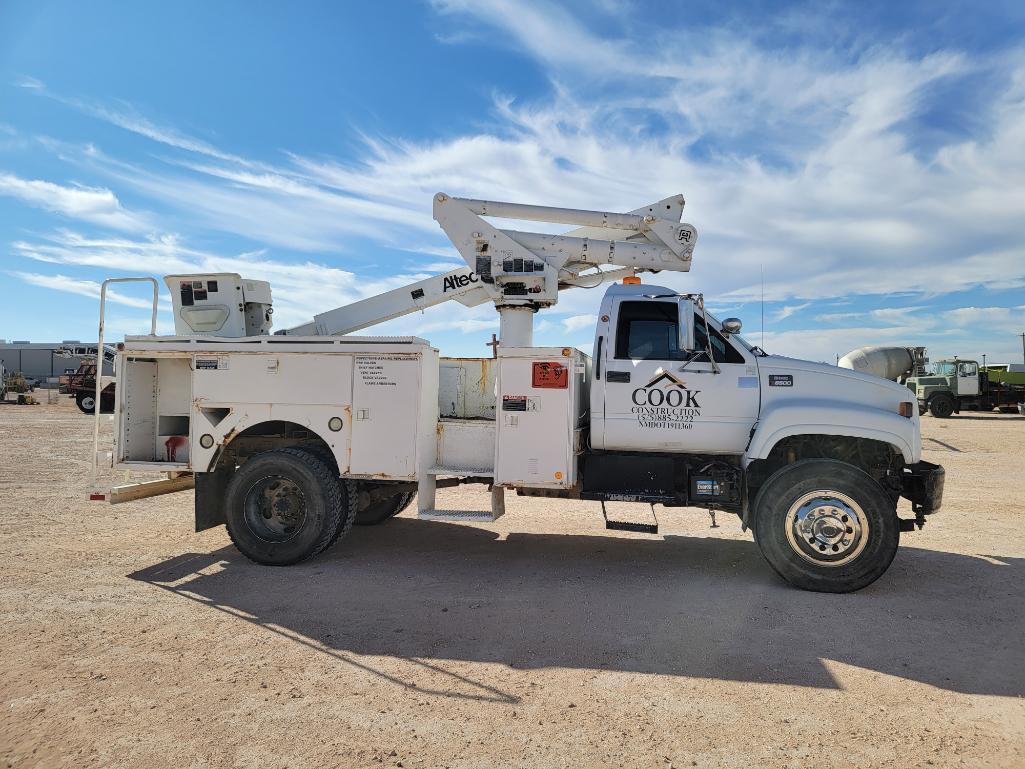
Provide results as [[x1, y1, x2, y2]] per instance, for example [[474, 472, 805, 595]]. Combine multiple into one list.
[[90, 278, 159, 490]]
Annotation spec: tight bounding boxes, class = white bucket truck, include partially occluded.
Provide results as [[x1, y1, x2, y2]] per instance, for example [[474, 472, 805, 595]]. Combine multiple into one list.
[[89, 193, 943, 592]]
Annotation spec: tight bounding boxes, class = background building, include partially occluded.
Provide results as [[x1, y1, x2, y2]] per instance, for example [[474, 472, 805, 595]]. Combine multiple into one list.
[[0, 341, 111, 387]]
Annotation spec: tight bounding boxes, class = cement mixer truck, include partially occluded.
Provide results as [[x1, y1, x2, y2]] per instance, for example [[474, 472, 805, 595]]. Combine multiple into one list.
[[839, 347, 927, 383], [841, 346, 1025, 417]]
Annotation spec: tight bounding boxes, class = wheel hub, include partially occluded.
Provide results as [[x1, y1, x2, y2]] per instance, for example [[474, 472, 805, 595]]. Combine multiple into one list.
[[785, 491, 869, 567], [244, 476, 307, 542]]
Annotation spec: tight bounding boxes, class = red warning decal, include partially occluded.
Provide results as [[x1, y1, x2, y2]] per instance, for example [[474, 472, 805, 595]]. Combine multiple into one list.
[[532, 361, 568, 389]]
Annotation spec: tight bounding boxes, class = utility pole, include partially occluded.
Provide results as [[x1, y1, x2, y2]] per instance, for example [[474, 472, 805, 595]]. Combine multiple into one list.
[[486, 333, 499, 359], [1020, 331, 1025, 364]]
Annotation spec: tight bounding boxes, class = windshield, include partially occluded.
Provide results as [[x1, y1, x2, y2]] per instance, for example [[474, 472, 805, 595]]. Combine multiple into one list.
[[928, 362, 957, 376]]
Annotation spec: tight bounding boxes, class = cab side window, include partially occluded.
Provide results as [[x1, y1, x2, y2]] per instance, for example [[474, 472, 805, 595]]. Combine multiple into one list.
[[693, 319, 745, 364], [615, 301, 685, 360]]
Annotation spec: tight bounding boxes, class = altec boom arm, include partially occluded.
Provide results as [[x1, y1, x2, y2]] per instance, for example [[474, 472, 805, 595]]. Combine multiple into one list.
[[281, 193, 696, 340]]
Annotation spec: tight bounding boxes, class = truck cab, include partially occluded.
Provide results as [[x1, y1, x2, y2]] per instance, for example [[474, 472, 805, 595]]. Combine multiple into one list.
[[907, 360, 981, 414], [908, 359, 1024, 417], [580, 282, 939, 541]]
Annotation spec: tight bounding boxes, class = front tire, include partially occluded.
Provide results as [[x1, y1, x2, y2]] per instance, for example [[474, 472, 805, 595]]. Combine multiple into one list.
[[753, 459, 899, 593], [929, 393, 955, 418], [224, 448, 350, 566]]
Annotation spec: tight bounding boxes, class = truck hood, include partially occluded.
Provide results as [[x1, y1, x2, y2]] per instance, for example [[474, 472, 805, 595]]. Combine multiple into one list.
[[760, 355, 914, 399], [753, 354, 921, 462]]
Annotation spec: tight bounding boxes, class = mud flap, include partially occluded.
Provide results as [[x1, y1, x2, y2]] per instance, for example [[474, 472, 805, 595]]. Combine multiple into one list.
[[195, 466, 233, 532]]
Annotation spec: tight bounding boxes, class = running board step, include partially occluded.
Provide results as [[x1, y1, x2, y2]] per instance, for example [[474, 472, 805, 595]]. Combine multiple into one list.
[[428, 466, 494, 477], [604, 520, 659, 534], [418, 508, 504, 523], [601, 501, 659, 535], [417, 484, 506, 523]]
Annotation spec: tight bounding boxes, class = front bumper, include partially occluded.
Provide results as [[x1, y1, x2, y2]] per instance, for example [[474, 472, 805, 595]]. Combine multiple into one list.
[[902, 460, 945, 515]]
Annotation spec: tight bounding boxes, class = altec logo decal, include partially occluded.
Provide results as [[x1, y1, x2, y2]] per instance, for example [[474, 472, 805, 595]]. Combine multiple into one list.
[[631, 370, 701, 430], [443, 271, 479, 292]]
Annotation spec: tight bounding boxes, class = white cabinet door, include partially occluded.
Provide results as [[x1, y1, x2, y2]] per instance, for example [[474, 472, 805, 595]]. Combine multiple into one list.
[[349, 355, 421, 478]]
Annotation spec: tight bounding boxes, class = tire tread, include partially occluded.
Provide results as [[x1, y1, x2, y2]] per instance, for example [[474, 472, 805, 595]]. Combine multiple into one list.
[[225, 447, 346, 566]]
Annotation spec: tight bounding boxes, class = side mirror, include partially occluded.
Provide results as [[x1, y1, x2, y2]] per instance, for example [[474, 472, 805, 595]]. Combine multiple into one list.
[[722, 317, 743, 335], [680, 299, 696, 351]]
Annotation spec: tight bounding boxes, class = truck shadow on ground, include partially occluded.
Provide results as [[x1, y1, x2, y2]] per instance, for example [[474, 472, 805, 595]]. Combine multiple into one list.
[[926, 414, 1024, 421], [129, 518, 1024, 701]]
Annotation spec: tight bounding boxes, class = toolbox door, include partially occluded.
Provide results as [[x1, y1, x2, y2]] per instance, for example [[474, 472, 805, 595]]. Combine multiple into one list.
[[349, 355, 421, 479]]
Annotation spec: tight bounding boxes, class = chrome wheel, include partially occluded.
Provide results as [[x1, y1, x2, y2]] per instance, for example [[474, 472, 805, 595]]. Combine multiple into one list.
[[243, 475, 308, 543], [81, 395, 95, 411], [784, 490, 869, 567]]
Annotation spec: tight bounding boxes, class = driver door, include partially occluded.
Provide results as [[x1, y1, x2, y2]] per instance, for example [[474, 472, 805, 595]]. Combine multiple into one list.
[[957, 361, 979, 396], [599, 299, 760, 454]]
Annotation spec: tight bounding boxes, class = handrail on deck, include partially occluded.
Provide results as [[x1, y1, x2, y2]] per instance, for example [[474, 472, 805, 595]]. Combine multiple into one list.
[[91, 278, 159, 488]]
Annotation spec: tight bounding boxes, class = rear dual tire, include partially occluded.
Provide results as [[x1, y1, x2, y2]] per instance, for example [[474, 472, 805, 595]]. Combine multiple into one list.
[[225, 448, 354, 566], [753, 459, 899, 593], [355, 491, 415, 526]]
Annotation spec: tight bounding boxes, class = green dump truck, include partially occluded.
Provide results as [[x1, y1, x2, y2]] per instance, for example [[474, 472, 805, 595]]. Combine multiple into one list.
[[907, 360, 1025, 417]]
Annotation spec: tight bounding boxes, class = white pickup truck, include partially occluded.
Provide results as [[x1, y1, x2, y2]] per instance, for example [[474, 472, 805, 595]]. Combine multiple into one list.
[[89, 194, 943, 593]]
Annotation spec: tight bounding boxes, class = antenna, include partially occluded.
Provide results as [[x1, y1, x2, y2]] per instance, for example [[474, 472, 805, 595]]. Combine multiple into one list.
[[760, 264, 765, 348]]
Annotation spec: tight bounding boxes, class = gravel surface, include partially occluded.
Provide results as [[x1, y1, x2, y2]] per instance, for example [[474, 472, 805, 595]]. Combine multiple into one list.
[[1, 399, 1023, 768]]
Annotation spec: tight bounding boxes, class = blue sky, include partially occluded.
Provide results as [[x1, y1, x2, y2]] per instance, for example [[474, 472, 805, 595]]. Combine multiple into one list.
[[1, 0, 1024, 363]]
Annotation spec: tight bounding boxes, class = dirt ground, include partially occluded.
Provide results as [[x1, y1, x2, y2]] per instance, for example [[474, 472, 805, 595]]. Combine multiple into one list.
[[1, 398, 1023, 769]]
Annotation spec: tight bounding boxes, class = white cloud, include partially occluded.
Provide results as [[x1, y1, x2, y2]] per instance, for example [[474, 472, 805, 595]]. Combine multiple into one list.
[[761, 303, 1025, 364], [945, 305, 1025, 328], [18, 78, 249, 166], [0, 172, 150, 231], [11, 271, 160, 310], [563, 314, 598, 332], [33, 36, 1024, 303], [9, 230, 475, 332], [417, 260, 467, 272], [13, 75, 44, 90], [9, 4, 1025, 359], [775, 302, 811, 321]]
